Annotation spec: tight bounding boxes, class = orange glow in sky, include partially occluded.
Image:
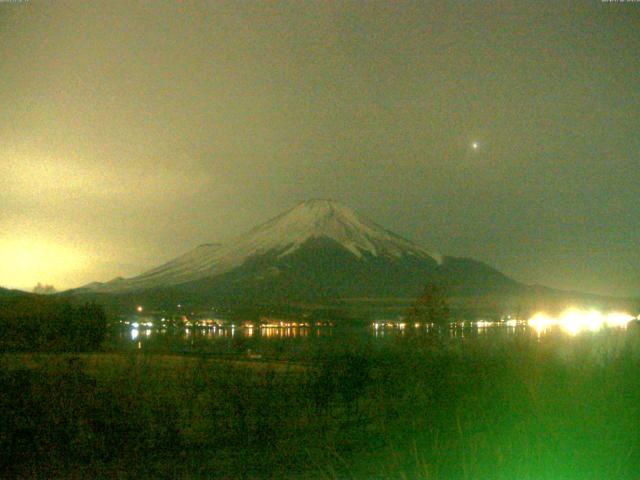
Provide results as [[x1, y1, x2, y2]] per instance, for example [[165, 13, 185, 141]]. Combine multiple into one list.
[[0, 236, 89, 291]]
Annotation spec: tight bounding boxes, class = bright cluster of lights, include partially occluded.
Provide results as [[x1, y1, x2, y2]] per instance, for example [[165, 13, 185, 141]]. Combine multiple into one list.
[[475, 320, 493, 328], [261, 321, 312, 328], [528, 309, 636, 336]]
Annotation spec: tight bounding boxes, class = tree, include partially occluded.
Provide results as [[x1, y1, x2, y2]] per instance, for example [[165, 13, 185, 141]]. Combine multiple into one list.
[[33, 283, 57, 295], [0, 297, 107, 352], [406, 283, 451, 325]]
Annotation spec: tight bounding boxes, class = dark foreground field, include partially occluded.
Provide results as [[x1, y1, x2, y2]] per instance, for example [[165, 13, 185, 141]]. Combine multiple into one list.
[[2, 331, 640, 479]]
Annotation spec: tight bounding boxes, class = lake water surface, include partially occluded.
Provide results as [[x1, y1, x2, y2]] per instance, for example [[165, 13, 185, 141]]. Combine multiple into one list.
[[112, 319, 640, 364]]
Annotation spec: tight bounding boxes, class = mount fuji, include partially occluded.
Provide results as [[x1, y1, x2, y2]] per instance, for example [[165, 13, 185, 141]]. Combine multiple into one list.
[[77, 199, 524, 311]]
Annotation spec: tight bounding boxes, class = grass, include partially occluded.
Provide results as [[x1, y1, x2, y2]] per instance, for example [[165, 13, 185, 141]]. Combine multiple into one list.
[[1, 328, 639, 479], [2, 352, 307, 374]]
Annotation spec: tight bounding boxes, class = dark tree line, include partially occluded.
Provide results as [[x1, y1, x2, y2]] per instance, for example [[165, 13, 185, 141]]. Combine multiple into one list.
[[0, 296, 107, 352]]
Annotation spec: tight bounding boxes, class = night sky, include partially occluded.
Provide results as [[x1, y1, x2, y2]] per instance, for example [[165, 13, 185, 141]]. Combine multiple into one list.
[[1, 1, 638, 296]]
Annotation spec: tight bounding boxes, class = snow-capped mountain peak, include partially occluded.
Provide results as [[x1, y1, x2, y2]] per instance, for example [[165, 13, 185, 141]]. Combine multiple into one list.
[[243, 199, 439, 260], [84, 199, 442, 292]]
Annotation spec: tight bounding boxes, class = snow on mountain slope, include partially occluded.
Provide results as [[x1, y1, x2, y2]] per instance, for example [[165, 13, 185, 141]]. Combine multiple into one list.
[[85, 199, 442, 293]]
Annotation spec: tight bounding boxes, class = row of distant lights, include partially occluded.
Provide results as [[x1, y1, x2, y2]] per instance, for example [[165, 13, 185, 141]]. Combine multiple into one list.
[[372, 319, 520, 329], [135, 306, 636, 337], [371, 310, 637, 336]]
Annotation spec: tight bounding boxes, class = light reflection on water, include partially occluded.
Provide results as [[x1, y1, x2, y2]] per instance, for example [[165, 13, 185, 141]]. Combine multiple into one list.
[[124, 320, 637, 341], [122, 325, 335, 342], [119, 317, 638, 356]]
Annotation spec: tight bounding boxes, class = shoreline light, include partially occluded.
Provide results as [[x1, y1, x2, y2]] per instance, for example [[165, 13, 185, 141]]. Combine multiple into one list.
[[528, 309, 635, 336]]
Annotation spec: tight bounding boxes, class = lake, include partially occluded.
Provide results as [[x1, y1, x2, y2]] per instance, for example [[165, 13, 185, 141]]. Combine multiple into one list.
[[112, 316, 640, 364]]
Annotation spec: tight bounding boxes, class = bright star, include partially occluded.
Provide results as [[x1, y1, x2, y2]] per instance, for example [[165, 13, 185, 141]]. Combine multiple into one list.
[[472, 142, 479, 150]]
